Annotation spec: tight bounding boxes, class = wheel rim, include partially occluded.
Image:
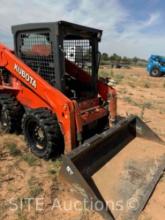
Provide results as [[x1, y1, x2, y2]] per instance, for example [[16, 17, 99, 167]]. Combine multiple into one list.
[[26, 118, 47, 151], [152, 69, 159, 76]]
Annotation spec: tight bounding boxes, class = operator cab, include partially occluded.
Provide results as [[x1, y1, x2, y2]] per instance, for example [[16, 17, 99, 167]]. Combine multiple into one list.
[[12, 21, 102, 100]]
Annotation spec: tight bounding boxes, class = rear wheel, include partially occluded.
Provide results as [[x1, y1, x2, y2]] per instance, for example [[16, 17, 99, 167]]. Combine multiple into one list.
[[0, 93, 23, 133], [150, 67, 162, 77], [22, 109, 63, 159]]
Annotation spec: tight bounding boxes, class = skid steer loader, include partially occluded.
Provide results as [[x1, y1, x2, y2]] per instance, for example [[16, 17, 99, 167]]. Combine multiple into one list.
[[0, 21, 165, 219]]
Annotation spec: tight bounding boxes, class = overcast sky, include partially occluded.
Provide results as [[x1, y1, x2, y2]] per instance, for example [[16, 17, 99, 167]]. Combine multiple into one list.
[[0, 0, 165, 59]]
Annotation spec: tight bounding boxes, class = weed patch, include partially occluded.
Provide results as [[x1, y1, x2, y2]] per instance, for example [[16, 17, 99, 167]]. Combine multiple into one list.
[[123, 97, 153, 110], [28, 176, 43, 198], [114, 73, 124, 84], [22, 154, 38, 166], [143, 82, 150, 88], [48, 159, 62, 176], [5, 142, 22, 157]]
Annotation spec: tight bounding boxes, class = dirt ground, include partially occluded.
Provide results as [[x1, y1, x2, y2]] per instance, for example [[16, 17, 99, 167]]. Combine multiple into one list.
[[0, 66, 165, 220], [101, 66, 165, 220]]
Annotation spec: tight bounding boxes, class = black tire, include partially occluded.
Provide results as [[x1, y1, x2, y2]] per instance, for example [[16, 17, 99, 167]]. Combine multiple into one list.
[[0, 93, 23, 133], [22, 108, 64, 159], [150, 67, 162, 77]]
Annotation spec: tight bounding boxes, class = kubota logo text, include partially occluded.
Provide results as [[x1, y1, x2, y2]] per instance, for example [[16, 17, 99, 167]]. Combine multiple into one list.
[[14, 64, 37, 88]]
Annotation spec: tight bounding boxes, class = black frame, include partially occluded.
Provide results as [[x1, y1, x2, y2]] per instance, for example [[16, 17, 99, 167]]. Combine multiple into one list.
[[12, 21, 102, 92]]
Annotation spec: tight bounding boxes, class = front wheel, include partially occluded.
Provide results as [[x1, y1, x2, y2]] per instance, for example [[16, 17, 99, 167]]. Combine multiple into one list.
[[22, 109, 64, 159], [150, 68, 162, 77]]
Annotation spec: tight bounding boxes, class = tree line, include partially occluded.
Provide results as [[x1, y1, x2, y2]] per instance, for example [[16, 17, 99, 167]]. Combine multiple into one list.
[[101, 53, 147, 66]]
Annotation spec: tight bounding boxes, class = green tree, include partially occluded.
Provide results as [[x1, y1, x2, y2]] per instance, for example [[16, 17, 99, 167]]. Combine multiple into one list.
[[110, 53, 121, 62], [122, 56, 131, 64], [101, 53, 109, 61], [133, 57, 138, 65]]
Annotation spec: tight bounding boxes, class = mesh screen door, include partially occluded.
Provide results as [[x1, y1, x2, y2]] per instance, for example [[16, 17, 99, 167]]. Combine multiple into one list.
[[19, 32, 56, 86]]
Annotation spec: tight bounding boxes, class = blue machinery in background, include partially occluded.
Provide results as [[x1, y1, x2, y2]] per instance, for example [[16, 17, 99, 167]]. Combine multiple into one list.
[[147, 55, 165, 77]]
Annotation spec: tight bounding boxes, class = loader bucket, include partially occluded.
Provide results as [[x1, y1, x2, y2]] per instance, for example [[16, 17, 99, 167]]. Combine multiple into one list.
[[60, 116, 165, 220]]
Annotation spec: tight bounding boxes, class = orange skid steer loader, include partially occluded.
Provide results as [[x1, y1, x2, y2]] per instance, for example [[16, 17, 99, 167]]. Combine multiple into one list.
[[0, 21, 165, 220]]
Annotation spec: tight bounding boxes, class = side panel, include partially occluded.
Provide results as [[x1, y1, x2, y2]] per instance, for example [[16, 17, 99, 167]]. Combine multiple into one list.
[[159, 66, 165, 73]]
